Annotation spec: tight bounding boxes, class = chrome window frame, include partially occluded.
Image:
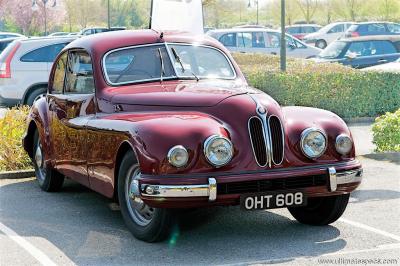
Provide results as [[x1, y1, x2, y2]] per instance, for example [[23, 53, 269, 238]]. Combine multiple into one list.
[[102, 42, 237, 86]]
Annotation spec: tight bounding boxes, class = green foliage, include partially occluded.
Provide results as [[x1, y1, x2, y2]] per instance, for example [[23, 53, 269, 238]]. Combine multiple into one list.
[[372, 109, 400, 152], [234, 53, 400, 118], [0, 106, 32, 171]]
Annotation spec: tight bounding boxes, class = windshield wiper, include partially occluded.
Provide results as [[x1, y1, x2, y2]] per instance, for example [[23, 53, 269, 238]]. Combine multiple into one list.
[[171, 47, 199, 82], [157, 48, 165, 83]]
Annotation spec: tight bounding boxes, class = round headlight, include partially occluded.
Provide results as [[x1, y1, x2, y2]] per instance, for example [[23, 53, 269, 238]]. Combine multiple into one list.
[[335, 134, 353, 155], [300, 128, 327, 159], [167, 145, 189, 168], [204, 135, 233, 167]]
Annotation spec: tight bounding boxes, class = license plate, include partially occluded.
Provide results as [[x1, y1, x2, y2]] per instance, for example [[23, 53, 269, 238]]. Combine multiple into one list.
[[240, 191, 307, 210]]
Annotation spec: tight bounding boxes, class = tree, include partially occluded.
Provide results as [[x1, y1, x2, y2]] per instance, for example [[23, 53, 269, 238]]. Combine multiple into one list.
[[378, 0, 400, 20], [295, 0, 318, 23]]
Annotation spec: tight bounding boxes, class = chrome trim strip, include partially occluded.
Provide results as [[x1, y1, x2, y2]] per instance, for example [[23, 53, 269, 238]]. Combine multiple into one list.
[[141, 178, 217, 201], [269, 115, 285, 165], [248, 116, 268, 167], [102, 42, 237, 86], [328, 167, 337, 192], [337, 169, 363, 184]]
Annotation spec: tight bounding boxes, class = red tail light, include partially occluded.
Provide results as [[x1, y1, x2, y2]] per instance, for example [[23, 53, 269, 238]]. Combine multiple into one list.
[[351, 32, 360, 37], [0, 42, 20, 78]]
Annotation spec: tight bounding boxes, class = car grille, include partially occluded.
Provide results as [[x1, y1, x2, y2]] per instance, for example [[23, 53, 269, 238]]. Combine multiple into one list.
[[269, 116, 284, 165], [217, 175, 327, 195], [248, 117, 268, 166], [248, 115, 285, 167]]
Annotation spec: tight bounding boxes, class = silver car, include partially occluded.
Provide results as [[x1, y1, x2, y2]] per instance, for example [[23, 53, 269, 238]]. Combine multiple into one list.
[[0, 36, 77, 106], [207, 28, 321, 58]]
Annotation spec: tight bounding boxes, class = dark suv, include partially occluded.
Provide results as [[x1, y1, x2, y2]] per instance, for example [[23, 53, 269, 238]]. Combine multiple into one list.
[[345, 22, 400, 38]]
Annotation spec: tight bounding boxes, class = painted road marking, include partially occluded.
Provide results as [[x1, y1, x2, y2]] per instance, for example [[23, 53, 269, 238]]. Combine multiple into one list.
[[0, 222, 57, 266], [339, 218, 400, 242]]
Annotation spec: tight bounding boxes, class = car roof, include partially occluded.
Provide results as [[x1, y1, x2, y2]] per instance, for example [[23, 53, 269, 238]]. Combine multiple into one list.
[[339, 35, 400, 42], [286, 24, 321, 28], [19, 36, 78, 43], [352, 21, 399, 25], [0, 36, 26, 42], [209, 28, 279, 34], [66, 29, 224, 56], [0, 32, 24, 36]]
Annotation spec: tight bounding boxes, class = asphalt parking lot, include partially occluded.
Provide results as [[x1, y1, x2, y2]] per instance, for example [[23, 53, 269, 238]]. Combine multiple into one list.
[[1, 107, 399, 266]]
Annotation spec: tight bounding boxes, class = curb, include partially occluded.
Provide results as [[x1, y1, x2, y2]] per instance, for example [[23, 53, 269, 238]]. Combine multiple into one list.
[[343, 117, 376, 124], [0, 169, 35, 180]]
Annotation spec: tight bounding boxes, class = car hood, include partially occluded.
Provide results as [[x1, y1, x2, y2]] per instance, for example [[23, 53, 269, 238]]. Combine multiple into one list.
[[106, 80, 258, 107]]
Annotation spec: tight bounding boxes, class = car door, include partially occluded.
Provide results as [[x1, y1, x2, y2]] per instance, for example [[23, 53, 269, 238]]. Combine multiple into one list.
[[48, 49, 96, 186]]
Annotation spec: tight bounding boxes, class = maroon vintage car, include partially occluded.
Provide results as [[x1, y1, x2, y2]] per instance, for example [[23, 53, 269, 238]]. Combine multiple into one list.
[[23, 29, 362, 242]]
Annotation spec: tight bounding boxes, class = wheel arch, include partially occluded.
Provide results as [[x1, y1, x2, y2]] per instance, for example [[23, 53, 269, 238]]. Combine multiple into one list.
[[22, 83, 48, 105], [24, 120, 39, 159], [113, 141, 139, 200]]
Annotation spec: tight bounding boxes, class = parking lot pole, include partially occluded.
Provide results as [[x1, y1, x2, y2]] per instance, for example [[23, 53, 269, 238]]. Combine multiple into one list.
[[280, 0, 286, 72], [107, 0, 111, 29]]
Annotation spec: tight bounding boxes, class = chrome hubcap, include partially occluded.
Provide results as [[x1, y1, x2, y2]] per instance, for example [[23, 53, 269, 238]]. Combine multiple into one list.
[[35, 145, 43, 168], [125, 165, 155, 226]]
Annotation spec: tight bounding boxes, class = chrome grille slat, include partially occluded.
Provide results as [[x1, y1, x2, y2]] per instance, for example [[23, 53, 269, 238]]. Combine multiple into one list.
[[248, 115, 284, 167], [248, 117, 268, 167]]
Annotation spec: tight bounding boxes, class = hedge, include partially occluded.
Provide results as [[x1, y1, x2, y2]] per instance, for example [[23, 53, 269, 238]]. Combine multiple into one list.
[[234, 53, 400, 119], [0, 106, 32, 171], [372, 109, 400, 152]]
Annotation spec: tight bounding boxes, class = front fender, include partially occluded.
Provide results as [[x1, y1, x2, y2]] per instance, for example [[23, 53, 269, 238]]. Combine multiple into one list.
[[282, 106, 355, 164], [100, 111, 229, 176]]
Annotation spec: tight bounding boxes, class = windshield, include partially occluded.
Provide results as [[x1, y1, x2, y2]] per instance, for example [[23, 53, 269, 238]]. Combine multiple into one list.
[[319, 41, 347, 59], [103, 43, 236, 85]]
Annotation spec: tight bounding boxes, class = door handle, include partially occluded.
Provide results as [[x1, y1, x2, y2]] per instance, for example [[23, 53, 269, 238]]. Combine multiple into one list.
[[271, 52, 277, 55], [378, 59, 388, 63]]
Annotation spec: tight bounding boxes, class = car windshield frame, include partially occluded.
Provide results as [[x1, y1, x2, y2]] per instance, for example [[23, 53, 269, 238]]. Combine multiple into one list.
[[102, 42, 237, 86], [318, 41, 348, 59]]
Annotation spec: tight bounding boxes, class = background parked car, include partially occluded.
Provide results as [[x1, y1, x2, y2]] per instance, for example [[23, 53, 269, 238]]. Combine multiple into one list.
[[208, 28, 321, 58], [303, 22, 354, 49], [362, 57, 400, 73], [0, 31, 25, 39], [345, 22, 400, 38], [79, 27, 126, 35], [0, 36, 77, 107], [285, 24, 322, 40], [312, 35, 400, 69], [48, 32, 70, 37], [0, 37, 25, 54]]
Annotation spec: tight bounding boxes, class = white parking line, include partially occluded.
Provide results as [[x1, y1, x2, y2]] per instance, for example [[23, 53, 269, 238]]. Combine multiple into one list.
[[339, 218, 400, 242], [0, 222, 57, 266]]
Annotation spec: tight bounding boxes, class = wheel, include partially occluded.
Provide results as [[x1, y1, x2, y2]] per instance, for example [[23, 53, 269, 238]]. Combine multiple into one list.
[[315, 40, 327, 49], [33, 130, 64, 192], [117, 150, 175, 242], [288, 194, 350, 225], [26, 87, 46, 106]]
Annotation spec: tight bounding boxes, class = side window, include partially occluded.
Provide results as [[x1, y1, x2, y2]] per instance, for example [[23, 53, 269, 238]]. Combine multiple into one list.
[[52, 52, 67, 94], [265, 32, 280, 48], [20, 43, 68, 62], [303, 26, 315, 33], [366, 23, 386, 33], [237, 32, 266, 48], [371, 41, 397, 55], [65, 51, 95, 94], [328, 24, 344, 34], [387, 23, 400, 33], [219, 33, 237, 47]]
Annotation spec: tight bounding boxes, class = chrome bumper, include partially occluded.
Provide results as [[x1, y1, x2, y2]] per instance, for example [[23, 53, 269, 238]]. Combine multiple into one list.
[[328, 167, 363, 192], [140, 178, 217, 201], [137, 168, 362, 201]]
